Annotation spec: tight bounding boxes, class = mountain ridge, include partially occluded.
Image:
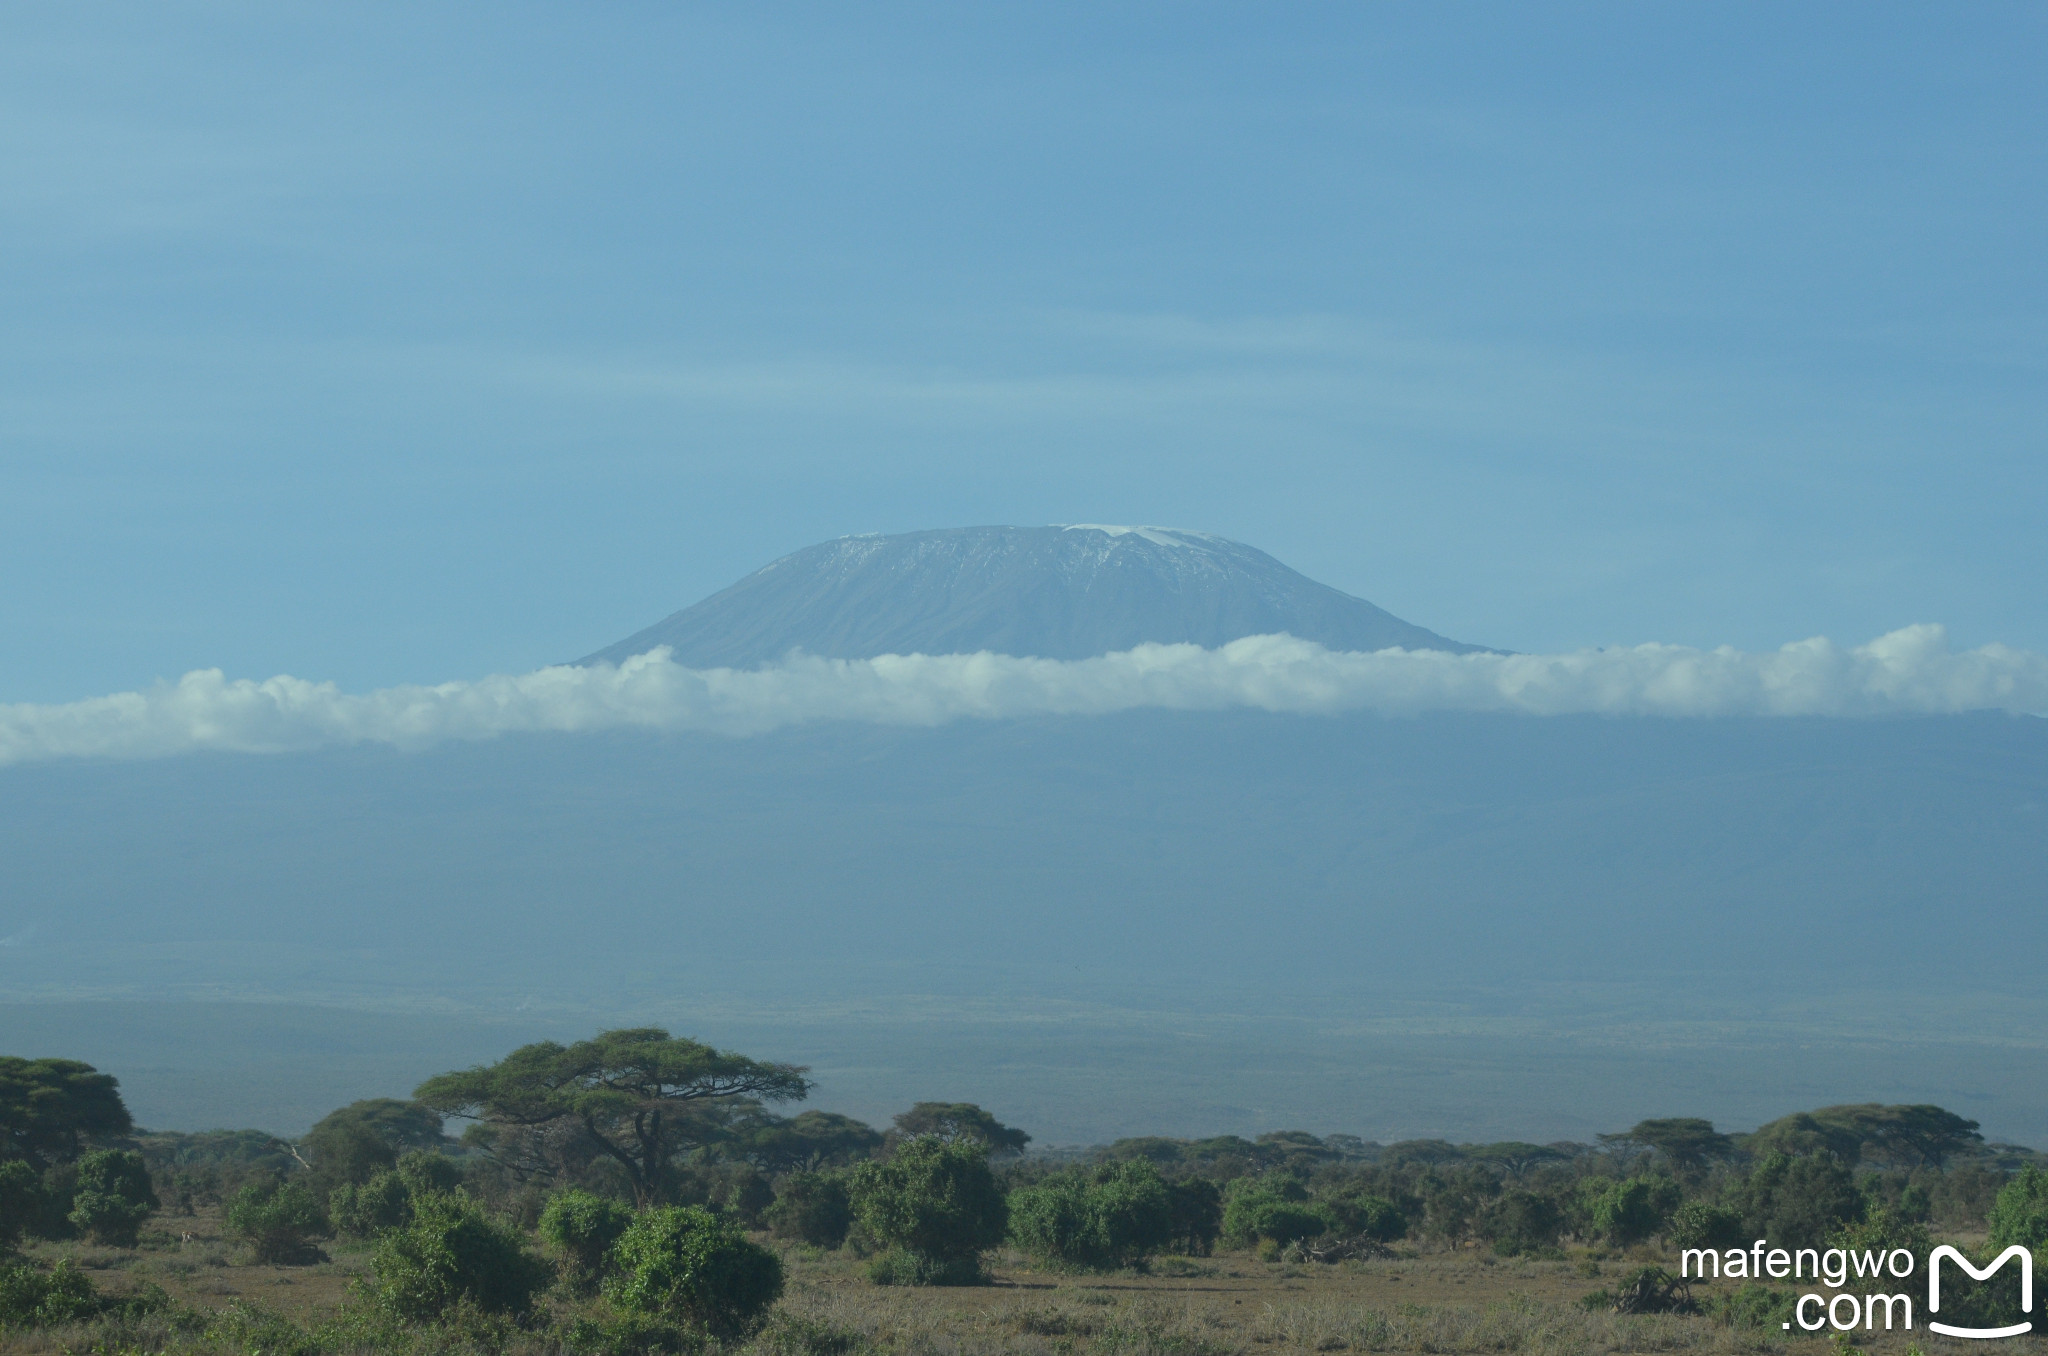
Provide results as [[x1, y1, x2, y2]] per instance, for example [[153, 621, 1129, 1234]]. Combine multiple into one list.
[[579, 525, 1484, 667]]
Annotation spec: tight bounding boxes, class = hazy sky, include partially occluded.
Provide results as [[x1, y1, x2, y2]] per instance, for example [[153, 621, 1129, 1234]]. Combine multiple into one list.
[[4, 3, 2043, 701]]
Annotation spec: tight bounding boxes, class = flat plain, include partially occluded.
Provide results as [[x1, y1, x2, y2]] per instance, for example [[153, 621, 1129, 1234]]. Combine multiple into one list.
[[0, 1207, 2006, 1356]]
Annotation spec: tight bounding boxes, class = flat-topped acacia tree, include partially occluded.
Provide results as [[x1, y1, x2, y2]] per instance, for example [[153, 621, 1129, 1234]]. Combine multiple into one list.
[[0, 1057, 133, 1169], [414, 1029, 811, 1206], [1598, 1119, 1736, 1174]]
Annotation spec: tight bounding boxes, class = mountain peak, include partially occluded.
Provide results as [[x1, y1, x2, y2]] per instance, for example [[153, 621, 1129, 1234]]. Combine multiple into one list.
[[579, 525, 1483, 667], [1057, 523, 1217, 548]]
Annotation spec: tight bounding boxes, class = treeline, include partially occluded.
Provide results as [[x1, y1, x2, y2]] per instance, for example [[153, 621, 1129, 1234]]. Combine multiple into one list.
[[1080, 1106, 2043, 1258], [6, 1032, 2048, 1350]]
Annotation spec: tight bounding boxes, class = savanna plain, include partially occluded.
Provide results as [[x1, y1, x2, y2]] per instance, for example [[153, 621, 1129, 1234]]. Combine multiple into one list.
[[6, 1028, 2047, 1356]]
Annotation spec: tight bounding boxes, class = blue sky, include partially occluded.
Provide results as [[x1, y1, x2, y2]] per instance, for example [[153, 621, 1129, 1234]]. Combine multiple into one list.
[[3, 3, 2043, 701]]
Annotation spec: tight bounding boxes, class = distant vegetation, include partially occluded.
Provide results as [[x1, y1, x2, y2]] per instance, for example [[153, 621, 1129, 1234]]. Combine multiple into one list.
[[2, 1035, 2045, 1353]]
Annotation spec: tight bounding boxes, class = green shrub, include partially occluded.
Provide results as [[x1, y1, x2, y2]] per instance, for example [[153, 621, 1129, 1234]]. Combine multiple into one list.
[[1731, 1153, 1861, 1250], [1322, 1190, 1407, 1244], [0, 1259, 101, 1327], [1667, 1199, 1746, 1251], [395, 1149, 464, 1195], [1415, 1164, 1496, 1243], [846, 1136, 1007, 1285], [224, 1178, 329, 1264], [865, 1247, 986, 1286], [561, 1309, 697, 1355], [372, 1191, 551, 1320], [604, 1204, 784, 1338], [301, 1099, 447, 1194], [1483, 1189, 1561, 1256], [766, 1171, 854, 1248], [331, 1170, 413, 1238], [1008, 1160, 1174, 1271], [1222, 1177, 1327, 1249], [66, 1149, 158, 1248], [1989, 1164, 2048, 1250], [202, 1301, 327, 1356], [1830, 1203, 1933, 1274], [539, 1188, 635, 1286], [1924, 1241, 2030, 1331], [330, 1150, 462, 1239], [1586, 1177, 1679, 1247], [1736, 1155, 1867, 1253], [1005, 1176, 1093, 1269]]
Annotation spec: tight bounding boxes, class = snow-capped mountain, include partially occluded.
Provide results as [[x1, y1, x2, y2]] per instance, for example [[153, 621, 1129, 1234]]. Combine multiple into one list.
[[579, 525, 1483, 667]]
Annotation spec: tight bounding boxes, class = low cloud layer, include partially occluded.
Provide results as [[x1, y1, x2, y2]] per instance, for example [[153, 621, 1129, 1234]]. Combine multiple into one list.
[[2, 625, 2042, 767]]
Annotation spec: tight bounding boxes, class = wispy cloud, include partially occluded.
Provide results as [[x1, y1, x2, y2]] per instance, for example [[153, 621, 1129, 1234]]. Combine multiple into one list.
[[0, 626, 2040, 767]]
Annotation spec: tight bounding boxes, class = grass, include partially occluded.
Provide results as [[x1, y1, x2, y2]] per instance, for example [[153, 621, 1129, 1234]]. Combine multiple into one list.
[[1, 1218, 2032, 1355]]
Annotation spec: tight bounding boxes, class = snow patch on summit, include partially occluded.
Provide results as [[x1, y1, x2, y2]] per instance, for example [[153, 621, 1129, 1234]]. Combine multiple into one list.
[[1060, 524, 1214, 550]]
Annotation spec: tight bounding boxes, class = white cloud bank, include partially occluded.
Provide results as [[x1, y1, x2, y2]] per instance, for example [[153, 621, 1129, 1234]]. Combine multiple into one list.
[[2, 625, 2042, 767]]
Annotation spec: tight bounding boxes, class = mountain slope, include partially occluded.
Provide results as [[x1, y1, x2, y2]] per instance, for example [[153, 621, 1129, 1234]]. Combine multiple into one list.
[[579, 525, 1483, 667]]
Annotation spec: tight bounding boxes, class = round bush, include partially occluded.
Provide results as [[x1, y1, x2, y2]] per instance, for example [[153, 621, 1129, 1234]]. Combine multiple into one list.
[[1222, 1179, 1326, 1249], [65, 1150, 158, 1248], [1008, 1161, 1173, 1271], [330, 1171, 413, 1238], [604, 1205, 784, 1337], [1991, 1165, 2048, 1250], [1589, 1177, 1681, 1247], [224, 1179, 329, 1264], [1006, 1174, 1093, 1269], [0, 1259, 101, 1328], [1247, 1201, 1327, 1247], [846, 1136, 1007, 1285], [373, 1192, 552, 1320], [539, 1188, 635, 1285], [1667, 1199, 1746, 1251], [1482, 1189, 1560, 1256], [330, 1151, 464, 1240], [395, 1149, 463, 1195], [765, 1171, 853, 1248], [1322, 1191, 1407, 1244]]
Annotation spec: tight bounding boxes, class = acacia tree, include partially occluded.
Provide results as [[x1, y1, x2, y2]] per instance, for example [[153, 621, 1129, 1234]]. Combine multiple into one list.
[[302, 1098, 447, 1190], [1599, 1119, 1735, 1174], [1467, 1142, 1569, 1178], [1819, 1104, 1982, 1169], [735, 1110, 883, 1173], [414, 1029, 810, 1206], [0, 1058, 132, 1168], [1740, 1104, 1982, 1170], [1741, 1111, 1865, 1163], [887, 1103, 1030, 1156]]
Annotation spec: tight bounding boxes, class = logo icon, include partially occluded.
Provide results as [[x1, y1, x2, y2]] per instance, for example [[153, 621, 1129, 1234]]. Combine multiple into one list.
[[1929, 1244, 2034, 1339]]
